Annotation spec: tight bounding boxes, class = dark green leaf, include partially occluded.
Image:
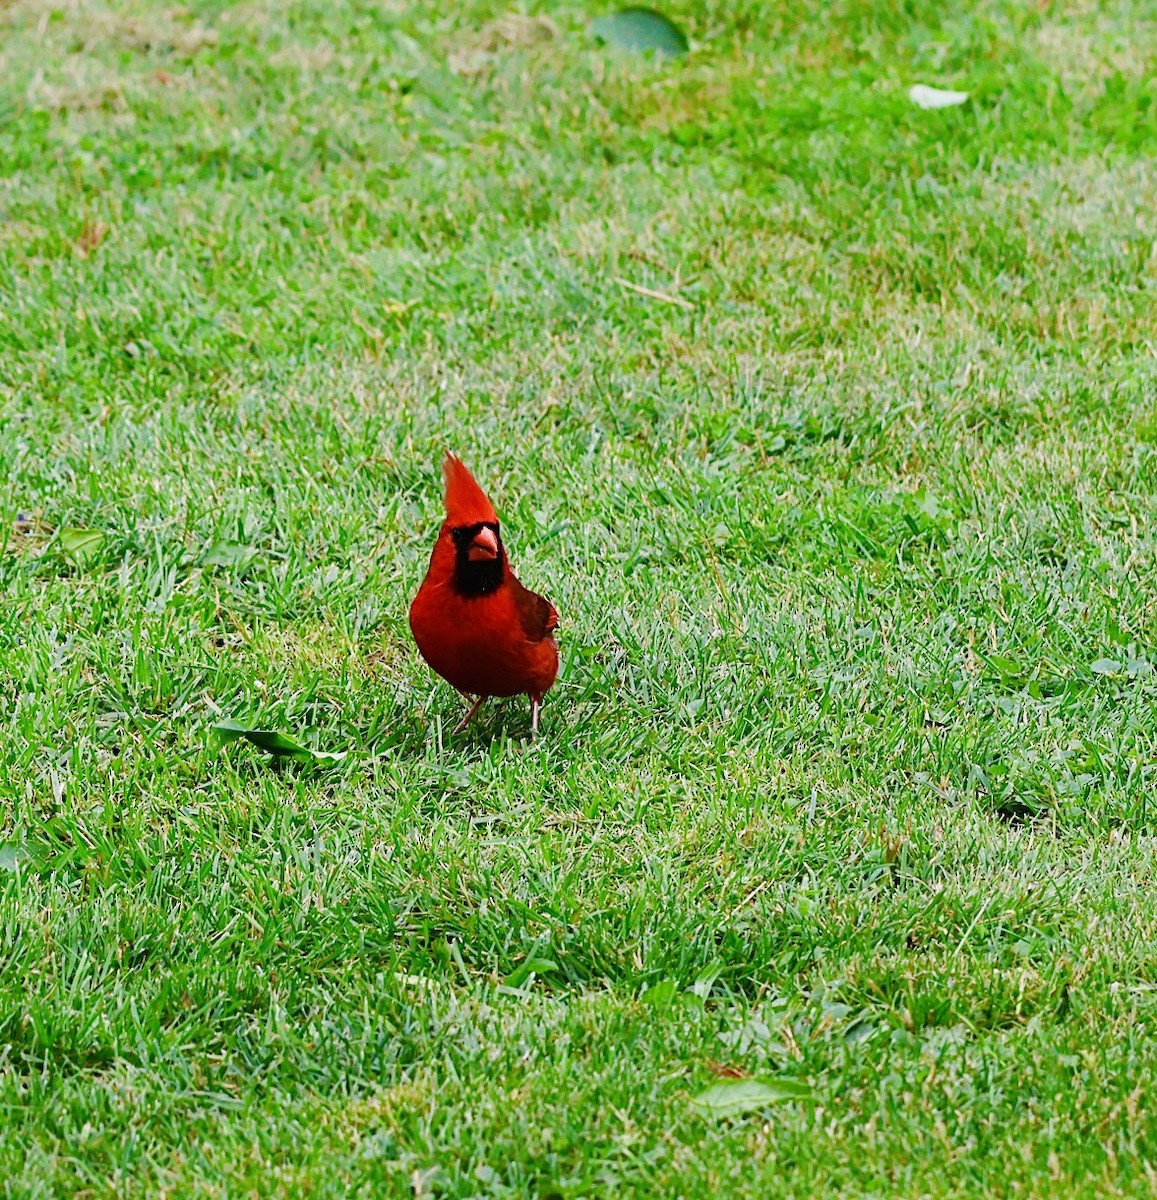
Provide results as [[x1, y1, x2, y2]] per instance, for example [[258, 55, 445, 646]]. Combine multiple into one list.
[[211, 719, 347, 762], [691, 1078, 813, 1118], [589, 8, 688, 57]]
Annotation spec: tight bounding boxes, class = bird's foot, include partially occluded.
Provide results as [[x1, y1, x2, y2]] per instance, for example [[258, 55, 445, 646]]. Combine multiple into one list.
[[453, 696, 486, 734]]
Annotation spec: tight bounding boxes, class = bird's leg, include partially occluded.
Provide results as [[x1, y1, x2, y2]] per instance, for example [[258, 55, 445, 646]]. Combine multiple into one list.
[[453, 695, 486, 734], [530, 693, 542, 738]]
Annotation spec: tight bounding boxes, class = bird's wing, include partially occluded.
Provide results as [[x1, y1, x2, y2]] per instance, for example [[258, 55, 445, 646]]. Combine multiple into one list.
[[513, 581, 558, 643]]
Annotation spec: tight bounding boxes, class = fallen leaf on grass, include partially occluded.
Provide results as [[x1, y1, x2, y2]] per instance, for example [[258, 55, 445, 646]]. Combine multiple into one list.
[[590, 8, 688, 58], [691, 1078, 813, 1118], [0, 844, 31, 871], [201, 540, 258, 569], [212, 719, 347, 763], [58, 527, 104, 567]]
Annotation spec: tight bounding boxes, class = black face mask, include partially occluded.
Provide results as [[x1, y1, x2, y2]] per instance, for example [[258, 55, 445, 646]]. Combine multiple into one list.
[[450, 522, 505, 596]]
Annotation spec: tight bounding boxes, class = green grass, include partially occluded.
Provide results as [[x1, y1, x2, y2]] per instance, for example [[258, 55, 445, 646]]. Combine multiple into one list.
[[2, 0, 1157, 1194]]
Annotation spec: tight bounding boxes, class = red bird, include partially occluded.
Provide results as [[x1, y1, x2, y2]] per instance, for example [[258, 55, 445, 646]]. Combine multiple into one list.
[[409, 453, 559, 735]]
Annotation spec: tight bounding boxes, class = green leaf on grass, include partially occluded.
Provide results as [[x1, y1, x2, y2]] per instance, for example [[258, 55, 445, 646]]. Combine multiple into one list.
[[1090, 658, 1124, 675], [503, 956, 559, 989], [640, 979, 679, 1007], [691, 1078, 813, 1118], [0, 843, 31, 871], [202, 541, 258, 568], [59, 527, 104, 567], [589, 8, 688, 57], [211, 719, 347, 762]]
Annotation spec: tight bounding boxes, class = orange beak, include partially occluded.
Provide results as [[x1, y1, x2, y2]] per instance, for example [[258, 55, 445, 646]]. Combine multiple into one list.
[[467, 526, 499, 562]]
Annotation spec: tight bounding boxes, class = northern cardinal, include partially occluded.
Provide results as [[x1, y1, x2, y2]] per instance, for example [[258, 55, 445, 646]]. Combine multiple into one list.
[[409, 453, 559, 735]]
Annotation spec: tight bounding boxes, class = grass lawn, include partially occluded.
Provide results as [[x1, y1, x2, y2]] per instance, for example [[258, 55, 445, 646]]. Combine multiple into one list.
[[2, 0, 1157, 1194]]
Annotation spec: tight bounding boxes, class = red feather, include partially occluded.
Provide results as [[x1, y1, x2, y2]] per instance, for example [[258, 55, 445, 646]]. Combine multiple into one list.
[[409, 453, 559, 734], [442, 452, 498, 526]]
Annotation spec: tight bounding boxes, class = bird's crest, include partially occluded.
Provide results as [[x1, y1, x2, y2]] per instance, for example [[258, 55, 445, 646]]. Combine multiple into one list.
[[443, 452, 499, 526]]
